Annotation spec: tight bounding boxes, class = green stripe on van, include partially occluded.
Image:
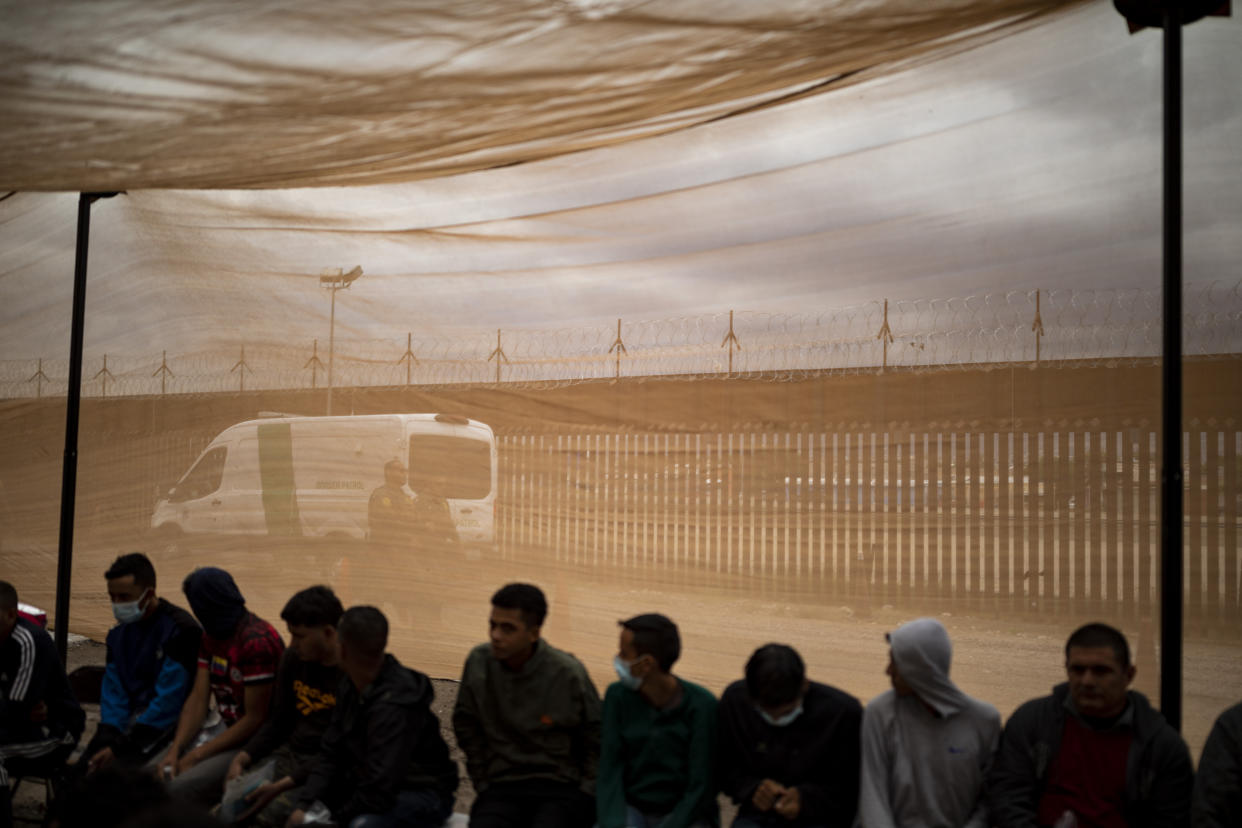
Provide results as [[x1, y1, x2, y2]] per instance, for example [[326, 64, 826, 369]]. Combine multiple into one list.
[[257, 422, 301, 536]]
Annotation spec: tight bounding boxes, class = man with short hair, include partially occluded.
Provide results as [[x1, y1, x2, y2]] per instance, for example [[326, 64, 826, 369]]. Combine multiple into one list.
[[1193, 700, 1242, 828], [597, 613, 718, 828], [160, 568, 284, 808], [226, 585, 345, 827], [369, 460, 416, 547], [858, 618, 1000, 828], [289, 606, 458, 827], [453, 583, 601, 828], [718, 643, 862, 828], [1, 580, 85, 825], [81, 553, 201, 773], [987, 622, 1193, 828]]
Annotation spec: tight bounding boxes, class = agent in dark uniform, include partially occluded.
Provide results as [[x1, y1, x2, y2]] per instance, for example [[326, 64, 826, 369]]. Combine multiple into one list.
[[368, 460, 416, 547]]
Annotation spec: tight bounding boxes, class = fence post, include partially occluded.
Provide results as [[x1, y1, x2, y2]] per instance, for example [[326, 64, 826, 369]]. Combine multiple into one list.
[[720, 310, 741, 374], [304, 339, 325, 388], [231, 345, 251, 392], [28, 358, 48, 399], [93, 353, 114, 397], [398, 332, 419, 385], [152, 350, 174, 396], [877, 299, 894, 372], [487, 329, 509, 383], [608, 319, 627, 379], [1032, 290, 1045, 365]]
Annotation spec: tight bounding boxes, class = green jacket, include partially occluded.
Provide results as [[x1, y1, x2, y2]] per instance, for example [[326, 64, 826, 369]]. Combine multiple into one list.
[[451, 640, 601, 794], [597, 677, 719, 828]]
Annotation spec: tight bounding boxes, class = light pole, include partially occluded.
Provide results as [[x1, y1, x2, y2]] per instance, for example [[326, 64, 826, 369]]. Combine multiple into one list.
[[320, 265, 363, 415]]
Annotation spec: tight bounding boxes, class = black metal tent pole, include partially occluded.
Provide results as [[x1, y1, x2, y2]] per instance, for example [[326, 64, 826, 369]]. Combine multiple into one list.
[[1111, 0, 1232, 731], [54, 191, 118, 663], [1114, 0, 1235, 732], [1158, 3, 1184, 734]]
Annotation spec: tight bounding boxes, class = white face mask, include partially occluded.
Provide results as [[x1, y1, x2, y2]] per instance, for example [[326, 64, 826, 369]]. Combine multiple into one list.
[[613, 655, 643, 690], [758, 703, 804, 727], [112, 589, 151, 625]]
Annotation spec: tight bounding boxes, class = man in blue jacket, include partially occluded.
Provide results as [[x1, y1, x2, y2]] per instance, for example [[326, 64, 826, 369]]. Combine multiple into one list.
[[81, 553, 201, 772]]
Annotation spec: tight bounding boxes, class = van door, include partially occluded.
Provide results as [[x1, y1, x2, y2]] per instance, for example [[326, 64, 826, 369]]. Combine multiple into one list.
[[166, 445, 228, 533], [407, 433, 494, 544], [221, 436, 266, 536]]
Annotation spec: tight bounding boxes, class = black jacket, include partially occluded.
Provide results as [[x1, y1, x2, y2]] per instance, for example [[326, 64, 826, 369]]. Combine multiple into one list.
[[717, 679, 862, 828], [243, 649, 343, 785], [1192, 701, 1242, 828], [987, 683, 1193, 828], [296, 655, 458, 824], [1, 617, 85, 743]]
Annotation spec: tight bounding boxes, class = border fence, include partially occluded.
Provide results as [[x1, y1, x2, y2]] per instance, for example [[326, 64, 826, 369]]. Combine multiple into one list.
[[3, 359, 1238, 626], [494, 425, 1240, 622], [2, 282, 1240, 398]]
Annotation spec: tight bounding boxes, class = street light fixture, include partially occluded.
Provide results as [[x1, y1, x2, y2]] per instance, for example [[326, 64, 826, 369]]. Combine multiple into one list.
[[320, 265, 363, 415]]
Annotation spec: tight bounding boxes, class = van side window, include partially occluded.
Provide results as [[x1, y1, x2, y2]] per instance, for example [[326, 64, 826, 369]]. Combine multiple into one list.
[[408, 436, 491, 500], [171, 446, 227, 502]]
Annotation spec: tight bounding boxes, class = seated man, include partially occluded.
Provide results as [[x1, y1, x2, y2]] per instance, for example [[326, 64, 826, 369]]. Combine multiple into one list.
[[988, 622, 1193, 828], [858, 618, 1000, 828], [1, 580, 85, 824], [289, 606, 458, 827], [1194, 700, 1242, 828], [161, 567, 284, 808], [226, 585, 345, 827], [81, 553, 201, 772], [718, 643, 862, 828], [597, 613, 718, 828], [452, 583, 600, 828]]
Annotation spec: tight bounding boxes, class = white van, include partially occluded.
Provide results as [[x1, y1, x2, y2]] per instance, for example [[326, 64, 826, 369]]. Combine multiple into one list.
[[150, 413, 496, 546]]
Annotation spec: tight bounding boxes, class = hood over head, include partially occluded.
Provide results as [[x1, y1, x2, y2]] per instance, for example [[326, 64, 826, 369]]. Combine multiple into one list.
[[182, 567, 247, 641], [888, 617, 969, 717]]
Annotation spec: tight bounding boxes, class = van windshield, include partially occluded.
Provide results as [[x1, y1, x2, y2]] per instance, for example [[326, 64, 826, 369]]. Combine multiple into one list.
[[408, 436, 491, 500]]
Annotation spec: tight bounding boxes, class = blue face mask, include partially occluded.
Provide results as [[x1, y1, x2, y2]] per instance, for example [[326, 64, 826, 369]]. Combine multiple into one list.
[[613, 655, 643, 690], [112, 589, 151, 625], [758, 703, 803, 727]]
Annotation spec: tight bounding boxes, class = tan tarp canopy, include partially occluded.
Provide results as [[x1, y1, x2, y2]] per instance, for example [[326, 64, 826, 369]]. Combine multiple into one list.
[[0, 1, 1238, 372], [3, 0, 1082, 191]]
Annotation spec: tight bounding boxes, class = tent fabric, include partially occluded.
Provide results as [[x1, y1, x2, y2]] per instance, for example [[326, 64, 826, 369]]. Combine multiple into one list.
[[0, 0, 1082, 191], [0, 1, 1238, 373]]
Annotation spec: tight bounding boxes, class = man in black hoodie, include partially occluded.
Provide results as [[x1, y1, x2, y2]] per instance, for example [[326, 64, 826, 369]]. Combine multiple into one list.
[[987, 622, 1193, 828], [289, 606, 458, 827], [1, 580, 85, 826], [718, 644, 861, 828]]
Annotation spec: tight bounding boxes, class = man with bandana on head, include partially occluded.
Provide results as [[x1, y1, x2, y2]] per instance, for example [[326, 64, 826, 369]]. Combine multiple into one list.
[[858, 618, 1001, 828], [160, 567, 284, 810], [718, 643, 862, 828]]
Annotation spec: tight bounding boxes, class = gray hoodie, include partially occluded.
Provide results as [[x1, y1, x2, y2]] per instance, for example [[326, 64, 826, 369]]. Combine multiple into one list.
[[858, 618, 1001, 828]]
